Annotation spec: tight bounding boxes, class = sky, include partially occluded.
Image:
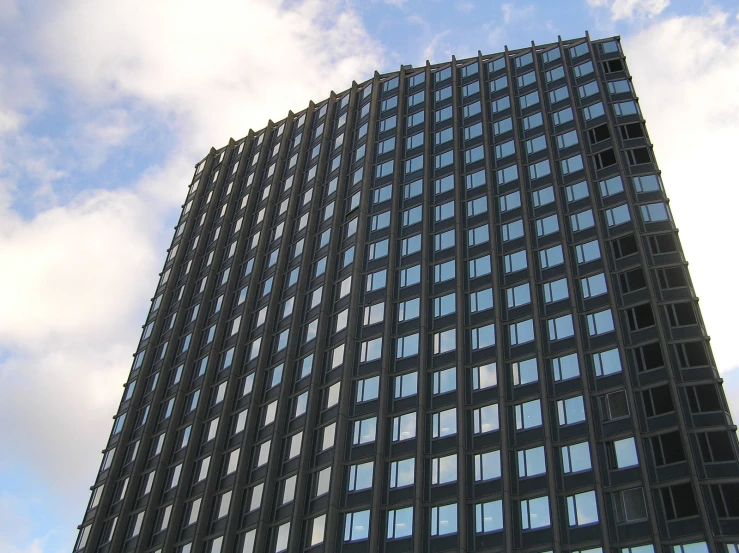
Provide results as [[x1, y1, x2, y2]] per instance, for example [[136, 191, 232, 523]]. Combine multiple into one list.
[[0, 0, 738, 551]]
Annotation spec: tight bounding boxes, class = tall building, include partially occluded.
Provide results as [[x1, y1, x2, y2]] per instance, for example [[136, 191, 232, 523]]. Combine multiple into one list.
[[74, 34, 739, 553]]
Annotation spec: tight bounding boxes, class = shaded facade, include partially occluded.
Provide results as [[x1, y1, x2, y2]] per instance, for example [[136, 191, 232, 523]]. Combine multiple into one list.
[[74, 34, 739, 553]]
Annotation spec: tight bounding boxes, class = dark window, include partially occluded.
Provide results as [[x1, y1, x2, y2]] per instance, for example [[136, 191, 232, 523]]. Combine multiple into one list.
[[698, 432, 736, 462], [643, 385, 674, 417], [619, 267, 646, 293], [619, 123, 644, 140], [711, 484, 739, 517], [626, 303, 655, 331], [612, 234, 638, 259], [657, 267, 687, 289], [601, 390, 629, 421], [614, 487, 648, 522], [651, 431, 685, 465], [649, 233, 678, 254], [661, 483, 698, 520], [626, 148, 651, 165], [588, 124, 610, 144], [632, 342, 664, 372], [686, 385, 721, 413], [666, 302, 697, 327], [604, 59, 624, 73], [675, 342, 709, 368], [593, 148, 617, 170]]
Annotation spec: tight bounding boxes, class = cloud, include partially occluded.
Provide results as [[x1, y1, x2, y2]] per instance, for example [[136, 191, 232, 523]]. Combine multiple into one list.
[[623, 11, 739, 373], [456, 1, 474, 13], [501, 3, 535, 24], [0, 1, 383, 551], [423, 30, 451, 62], [587, 0, 670, 21]]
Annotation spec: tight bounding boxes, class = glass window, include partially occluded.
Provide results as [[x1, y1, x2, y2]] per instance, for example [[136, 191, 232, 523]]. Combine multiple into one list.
[[543, 277, 568, 303], [471, 323, 495, 350], [364, 302, 385, 326], [464, 358, 496, 390], [352, 417, 377, 444], [434, 293, 456, 318], [344, 510, 370, 542], [348, 461, 374, 491], [474, 500, 503, 534], [357, 376, 379, 402], [557, 396, 586, 425], [581, 273, 607, 298], [521, 495, 551, 530], [501, 219, 524, 241], [522, 111, 543, 130], [518, 445, 546, 477], [578, 81, 599, 99], [575, 239, 601, 264], [586, 308, 615, 336], [431, 453, 457, 485], [435, 200, 455, 222], [389, 458, 415, 488], [431, 503, 457, 536], [613, 437, 639, 468], [548, 314, 575, 340], [641, 202, 670, 222], [398, 297, 420, 321], [472, 404, 499, 434], [511, 358, 538, 386], [431, 407, 457, 438], [552, 352, 579, 381], [434, 260, 455, 283], [366, 269, 387, 292], [466, 168, 487, 189], [567, 490, 599, 526], [509, 319, 534, 346], [549, 85, 569, 103], [633, 174, 661, 193], [474, 449, 501, 481], [584, 101, 605, 120], [529, 159, 551, 180], [387, 507, 414, 539], [532, 185, 555, 207], [392, 412, 416, 442], [432, 367, 456, 395], [494, 116, 513, 134], [593, 348, 622, 377], [561, 154, 584, 175], [503, 251, 526, 274], [470, 287, 494, 313], [499, 190, 520, 212], [434, 328, 457, 354], [536, 214, 559, 237], [468, 224, 489, 247], [394, 371, 418, 398], [515, 399, 542, 430], [399, 265, 421, 287], [402, 205, 422, 226], [613, 101, 639, 116]]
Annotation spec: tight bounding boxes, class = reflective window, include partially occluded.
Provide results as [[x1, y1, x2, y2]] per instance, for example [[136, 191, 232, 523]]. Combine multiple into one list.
[[562, 441, 592, 473]]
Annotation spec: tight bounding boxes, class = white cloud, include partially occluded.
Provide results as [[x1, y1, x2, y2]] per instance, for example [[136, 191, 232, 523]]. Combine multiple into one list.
[[624, 11, 739, 374], [456, 1, 474, 13], [0, 1, 383, 551], [423, 30, 451, 62], [588, 0, 669, 21], [501, 3, 535, 24]]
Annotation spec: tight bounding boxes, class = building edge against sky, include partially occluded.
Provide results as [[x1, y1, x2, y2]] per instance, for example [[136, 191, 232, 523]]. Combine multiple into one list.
[[74, 33, 739, 553]]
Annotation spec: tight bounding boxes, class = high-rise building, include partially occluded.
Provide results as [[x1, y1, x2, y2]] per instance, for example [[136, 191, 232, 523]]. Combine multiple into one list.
[[74, 34, 739, 553]]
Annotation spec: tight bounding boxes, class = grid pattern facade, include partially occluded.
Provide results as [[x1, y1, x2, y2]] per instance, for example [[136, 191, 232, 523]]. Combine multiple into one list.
[[74, 35, 739, 553]]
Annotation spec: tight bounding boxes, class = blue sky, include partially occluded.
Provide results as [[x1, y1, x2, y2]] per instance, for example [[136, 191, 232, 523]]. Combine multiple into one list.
[[0, 1, 738, 551]]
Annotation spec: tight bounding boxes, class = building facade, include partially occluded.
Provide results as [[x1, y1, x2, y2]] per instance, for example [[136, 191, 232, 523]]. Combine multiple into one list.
[[74, 35, 739, 553]]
